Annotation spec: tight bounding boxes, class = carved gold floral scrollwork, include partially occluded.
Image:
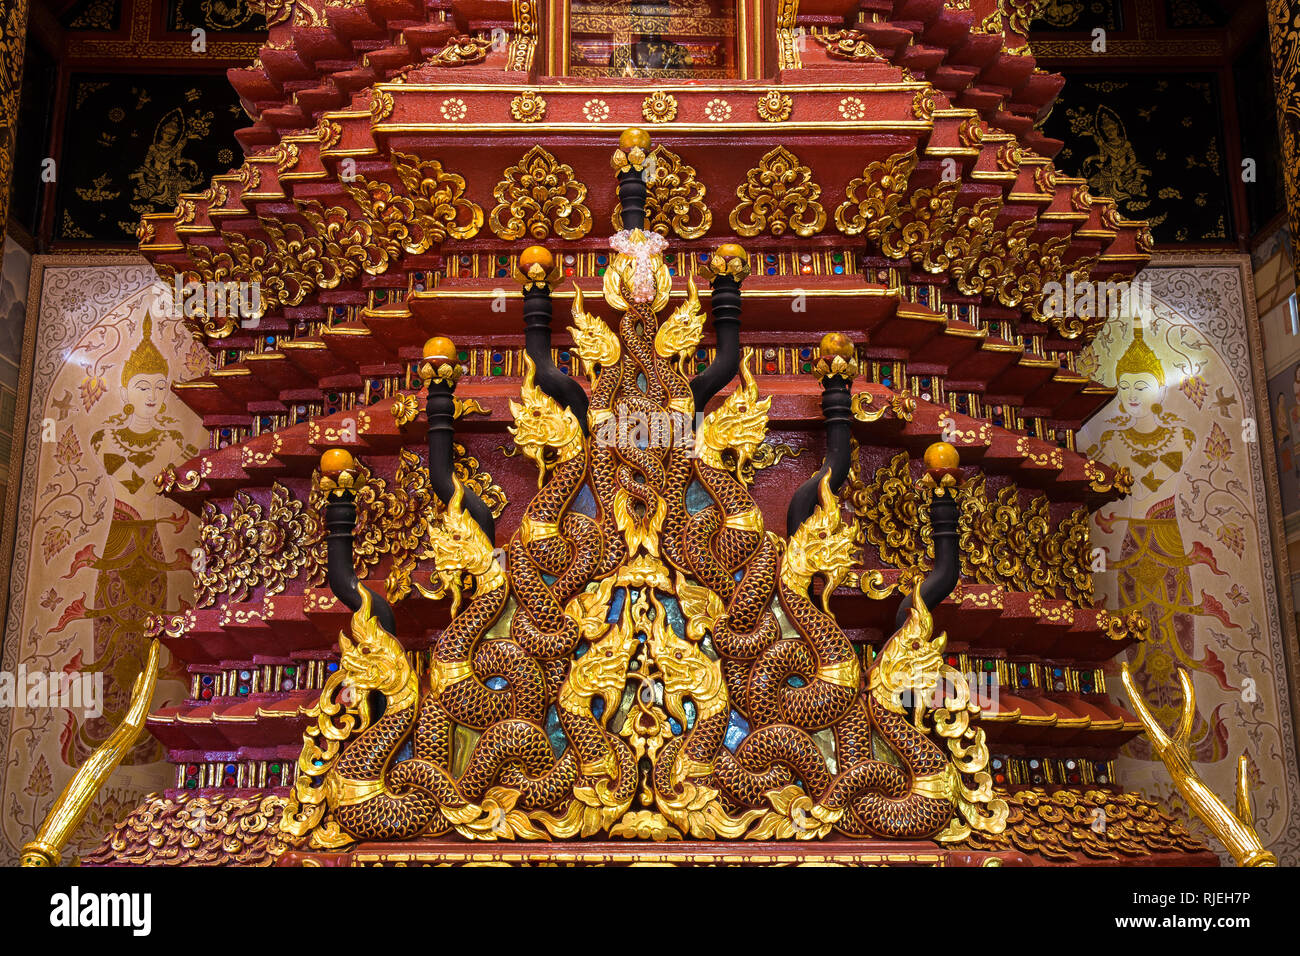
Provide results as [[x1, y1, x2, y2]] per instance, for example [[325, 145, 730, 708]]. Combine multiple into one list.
[[611, 145, 711, 240], [236, 162, 262, 192], [642, 91, 678, 124], [959, 788, 1207, 861], [844, 452, 1098, 606], [729, 146, 825, 238], [922, 195, 1005, 287], [1056, 507, 1095, 606], [918, 195, 1087, 339], [186, 213, 361, 336], [1101, 609, 1150, 643], [958, 115, 985, 148], [198, 181, 229, 212], [173, 198, 197, 228], [1000, 0, 1050, 37], [312, 116, 343, 151], [874, 176, 960, 262], [430, 35, 493, 67], [996, 139, 1023, 171], [391, 395, 420, 427], [489, 145, 593, 241], [345, 150, 483, 254], [860, 152, 1100, 339], [370, 88, 395, 124], [382, 449, 439, 602], [186, 171, 457, 338], [757, 90, 792, 123], [1085, 458, 1134, 495], [510, 89, 547, 122], [270, 142, 300, 175], [912, 88, 937, 121], [956, 478, 1052, 596], [195, 483, 325, 607], [747, 441, 803, 479], [843, 452, 929, 572], [813, 29, 881, 60], [156, 458, 213, 492], [256, 0, 329, 28], [835, 148, 918, 237], [83, 792, 300, 866]]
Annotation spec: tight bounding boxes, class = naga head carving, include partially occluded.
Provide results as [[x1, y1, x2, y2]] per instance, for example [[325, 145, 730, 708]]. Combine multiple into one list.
[[509, 354, 583, 484], [562, 628, 638, 723], [644, 592, 727, 726], [653, 273, 705, 378], [337, 587, 414, 704], [869, 588, 946, 715], [694, 350, 771, 478], [568, 284, 622, 380], [780, 473, 858, 608], [423, 479, 505, 611]]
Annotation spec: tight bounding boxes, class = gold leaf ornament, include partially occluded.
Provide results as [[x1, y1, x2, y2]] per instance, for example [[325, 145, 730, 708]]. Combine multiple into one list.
[[730, 146, 825, 238], [614, 145, 711, 240], [510, 89, 547, 122], [757, 90, 792, 123], [489, 146, 593, 240], [642, 91, 678, 123]]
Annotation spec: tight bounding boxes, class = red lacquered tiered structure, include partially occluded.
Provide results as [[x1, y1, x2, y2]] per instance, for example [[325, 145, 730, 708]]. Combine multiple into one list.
[[84, 0, 1216, 865]]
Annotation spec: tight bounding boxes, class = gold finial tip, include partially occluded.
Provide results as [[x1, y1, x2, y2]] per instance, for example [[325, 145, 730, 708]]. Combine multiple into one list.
[[519, 245, 554, 271], [818, 331, 855, 359], [422, 336, 457, 362], [923, 441, 960, 474], [715, 242, 747, 260], [320, 448, 356, 477]]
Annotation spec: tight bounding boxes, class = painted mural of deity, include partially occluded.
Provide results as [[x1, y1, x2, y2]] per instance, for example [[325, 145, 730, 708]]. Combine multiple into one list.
[[1, 269, 208, 863], [1086, 321, 1232, 764], [62, 314, 197, 767]]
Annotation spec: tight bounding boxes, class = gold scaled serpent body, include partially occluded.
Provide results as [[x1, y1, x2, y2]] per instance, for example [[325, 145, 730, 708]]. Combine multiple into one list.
[[283, 228, 1006, 846]]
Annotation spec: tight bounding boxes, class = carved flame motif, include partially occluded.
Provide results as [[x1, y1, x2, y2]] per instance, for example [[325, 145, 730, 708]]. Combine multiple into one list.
[[290, 225, 1005, 848]]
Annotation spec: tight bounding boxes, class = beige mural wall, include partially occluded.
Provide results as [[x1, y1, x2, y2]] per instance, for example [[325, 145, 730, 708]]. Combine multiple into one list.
[[0, 260, 210, 864], [1079, 259, 1300, 865]]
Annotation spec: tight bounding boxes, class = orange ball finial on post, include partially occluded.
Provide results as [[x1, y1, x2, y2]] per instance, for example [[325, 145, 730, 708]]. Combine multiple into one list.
[[923, 440, 962, 489], [422, 336, 457, 364], [519, 245, 554, 272], [811, 331, 858, 381], [319, 448, 362, 495], [516, 245, 559, 289], [619, 127, 651, 151], [819, 331, 855, 360], [419, 335, 463, 386], [319, 447, 355, 478], [701, 242, 750, 282]]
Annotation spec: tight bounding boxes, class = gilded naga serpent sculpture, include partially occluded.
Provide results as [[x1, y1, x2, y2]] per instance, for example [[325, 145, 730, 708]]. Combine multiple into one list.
[[281, 130, 1007, 847]]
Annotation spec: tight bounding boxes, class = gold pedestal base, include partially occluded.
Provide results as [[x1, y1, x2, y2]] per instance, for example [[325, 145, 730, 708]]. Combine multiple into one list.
[[278, 839, 1028, 867]]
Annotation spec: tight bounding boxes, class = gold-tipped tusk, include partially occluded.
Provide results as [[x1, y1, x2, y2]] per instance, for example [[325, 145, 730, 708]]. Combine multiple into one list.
[[1121, 662, 1276, 867], [1236, 754, 1254, 828], [1174, 668, 1196, 746], [21, 639, 161, 866]]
